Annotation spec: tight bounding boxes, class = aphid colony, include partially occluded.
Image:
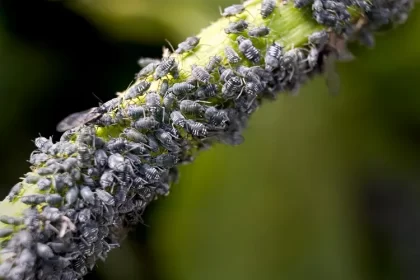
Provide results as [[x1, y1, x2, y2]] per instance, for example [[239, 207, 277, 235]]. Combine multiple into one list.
[[0, 0, 414, 279]]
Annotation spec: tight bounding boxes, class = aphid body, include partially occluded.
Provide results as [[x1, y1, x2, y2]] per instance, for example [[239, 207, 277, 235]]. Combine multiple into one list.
[[237, 36, 261, 63], [224, 20, 249, 34]]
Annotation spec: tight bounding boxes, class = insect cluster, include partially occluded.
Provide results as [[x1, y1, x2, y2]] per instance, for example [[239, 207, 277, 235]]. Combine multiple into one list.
[[0, 0, 414, 279]]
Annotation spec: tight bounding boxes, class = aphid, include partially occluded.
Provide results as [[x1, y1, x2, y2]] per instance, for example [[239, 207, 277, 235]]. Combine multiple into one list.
[[248, 26, 270, 37], [93, 149, 108, 169], [312, 0, 323, 12], [134, 117, 159, 130], [60, 142, 77, 156], [185, 119, 207, 137], [191, 65, 210, 84], [154, 57, 176, 80], [78, 208, 91, 224], [169, 82, 195, 97], [122, 128, 148, 144], [205, 107, 230, 127], [244, 81, 265, 96], [100, 97, 122, 112], [265, 42, 283, 71], [222, 76, 243, 98], [77, 144, 92, 164], [82, 174, 96, 187], [175, 36, 200, 54], [96, 189, 115, 206], [145, 92, 161, 110], [221, 4, 245, 17], [56, 107, 102, 132], [155, 129, 176, 147], [125, 81, 151, 100], [21, 194, 46, 205], [196, 84, 218, 99], [7, 265, 26, 280], [17, 248, 36, 267], [126, 141, 148, 155], [180, 100, 206, 117], [261, 0, 276, 18], [35, 136, 53, 153], [138, 57, 160, 68], [25, 174, 40, 184], [237, 36, 261, 63], [29, 152, 49, 165], [205, 56, 222, 73], [163, 92, 177, 109], [170, 111, 186, 127], [127, 105, 147, 119], [79, 186, 95, 205], [294, 0, 311, 8], [99, 170, 114, 189], [73, 257, 88, 276], [136, 61, 159, 79], [224, 20, 248, 34], [45, 194, 63, 206], [106, 137, 126, 152], [108, 153, 126, 173], [154, 154, 178, 168], [36, 178, 51, 191], [308, 30, 329, 48], [307, 47, 319, 70], [224, 47, 241, 64], [147, 135, 160, 152], [220, 67, 235, 82], [142, 165, 160, 182], [0, 215, 23, 226], [159, 79, 169, 96], [65, 187, 79, 206]]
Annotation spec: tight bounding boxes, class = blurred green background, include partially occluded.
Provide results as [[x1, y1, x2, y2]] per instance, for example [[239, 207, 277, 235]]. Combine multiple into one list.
[[1, 0, 420, 279]]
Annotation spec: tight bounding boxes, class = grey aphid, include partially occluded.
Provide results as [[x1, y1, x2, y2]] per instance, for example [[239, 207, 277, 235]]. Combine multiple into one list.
[[163, 92, 177, 109], [136, 62, 159, 79], [185, 119, 207, 137], [244, 81, 265, 96], [100, 96, 122, 112], [108, 153, 126, 173], [312, 0, 323, 12], [25, 174, 40, 184], [169, 82, 196, 97], [78, 208, 92, 224], [191, 65, 210, 84], [155, 129, 177, 150], [73, 257, 88, 276], [60, 142, 77, 156], [196, 84, 218, 99], [261, 0, 276, 18], [307, 47, 319, 70], [65, 186, 79, 206], [21, 194, 46, 205], [221, 4, 245, 17], [138, 57, 160, 68], [222, 76, 243, 98], [122, 128, 148, 143], [265, 42, 283, 71], [35, 136, 53, 153], [61, 157, 79, 172], [82, 173, 96, 187], [125, 80, 151, 100], [159, 79, 169, 97], [248, 26, 270, 37], [170, 111, 186, 127], [142, 165, 160, 182], [224, 20, 249, 34], [134, 116, 159, 130], [94, 149, 108, 168], [308, 30, 329, 48], [29, 152, 49, 165], [17, 248, 36, 267], [180, 100, 206, 117], [154, 57, 176, 80], [145, 92, 162, 109], [97, 114, 113, 126], [205, 56, 222, 73], [36, 243, 54, 260], [147, 135, 160, 152], [127, 105, 147, 119], [220, 67, 235, 82], [237, 36, 261, 63], [154, 154, 178, 168], [205, 107, 230, 127], [106, 137, 126, 152], [7, 265, 26, 280], [96, 189, 115, 206], [294, 0, 312, 8], [80, 186, 95, 205], [175, 36, 200, 54], [37, 178, 51, 191], [45, 194, 63, 206], [86, 167, 101, 178], [0, 215, 23, 226], [224, 47, 241, 64], [56, 107, 102, 132], [37, 166, 56, 176]]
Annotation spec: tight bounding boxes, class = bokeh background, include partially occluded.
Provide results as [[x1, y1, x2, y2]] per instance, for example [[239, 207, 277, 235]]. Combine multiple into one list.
[[1, 0, 420, 279]]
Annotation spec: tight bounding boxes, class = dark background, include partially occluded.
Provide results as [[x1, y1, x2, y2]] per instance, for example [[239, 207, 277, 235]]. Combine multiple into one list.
[[1, 0, 420, 279]]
